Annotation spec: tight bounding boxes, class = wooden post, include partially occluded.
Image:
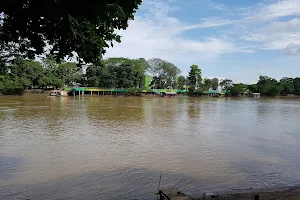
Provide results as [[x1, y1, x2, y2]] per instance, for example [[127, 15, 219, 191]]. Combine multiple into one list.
[[98, 91, 99, 95], [90, 91, 92, 95], [103, 91, 104, 95]]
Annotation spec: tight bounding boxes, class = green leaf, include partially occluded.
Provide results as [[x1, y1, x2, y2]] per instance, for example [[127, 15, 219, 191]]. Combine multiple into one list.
[[116, 35, 121, 43]]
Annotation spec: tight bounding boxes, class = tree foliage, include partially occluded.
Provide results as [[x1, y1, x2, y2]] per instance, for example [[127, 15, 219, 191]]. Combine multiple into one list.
[[10, 59, 44, 87], [220, 79, 232, 92], [3, 55, 300, 98], [187, 65, 202, 92], [0, 57, 82, 94], [177, 76, 187, 90], [86, 57, 147, 88], [246, 76, 300, 97], [202, 78, 213, 91], [256, 76, 281, 96], [149, 75, 165, 89], [248, 84, 258, 93], [0, 0, 142, 63], [104, 57, 148, 87], [293, 78, 300, 95], [211, 78, 219, 90], [280, 77, 295, 95], [147, 58, 180, 89], [230, 83, 247, 96]]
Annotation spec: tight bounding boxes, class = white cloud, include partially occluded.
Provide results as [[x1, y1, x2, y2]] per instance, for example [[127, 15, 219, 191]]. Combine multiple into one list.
[[223, 0, 300, 52], [180, 38, 251, 54], [105, 0, 249, 66], [264, 18, 300, 33], [182, 19, 234, 30], [243, 0, 300, 23], [284, 43, 300, 55], [243, 25, 300, 50], [190, 0, 300, 31], [106, 19, 241, 65], [263, 0, 300, 19], [104, 0, 300, 81], [204, 0, 227, 11], [242, 33, 268, 43], [263, 33, 300, 49], [241, 17, 300, 50]]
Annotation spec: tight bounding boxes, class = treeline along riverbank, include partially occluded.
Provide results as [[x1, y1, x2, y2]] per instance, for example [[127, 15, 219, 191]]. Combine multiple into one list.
[[1, 56, 300, 97]]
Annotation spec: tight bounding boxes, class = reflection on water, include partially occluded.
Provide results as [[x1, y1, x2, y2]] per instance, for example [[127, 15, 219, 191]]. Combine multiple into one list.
[[1, 96, 300, 200]]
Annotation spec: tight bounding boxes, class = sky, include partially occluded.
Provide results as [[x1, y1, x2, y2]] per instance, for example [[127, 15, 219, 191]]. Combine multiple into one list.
[[105, 0, 300, 84]]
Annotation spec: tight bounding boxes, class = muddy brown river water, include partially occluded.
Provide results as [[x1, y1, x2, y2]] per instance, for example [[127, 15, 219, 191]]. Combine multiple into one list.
[[1, 96, 300, 199]]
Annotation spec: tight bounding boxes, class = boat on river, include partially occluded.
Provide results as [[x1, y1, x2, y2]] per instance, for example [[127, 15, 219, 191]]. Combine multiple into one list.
[[49, 90, 68, 97]]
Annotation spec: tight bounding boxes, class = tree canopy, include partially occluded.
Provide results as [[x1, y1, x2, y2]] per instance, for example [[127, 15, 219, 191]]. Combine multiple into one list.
[[257, 76, 281, 96], [0, 0, 142, 63], [202, 78, 213, 91], [187, 65, 202, 92], [226, 76, 300, 97], [293, 78, 300, 95], [2, 55, 300, 98], [230, 83, 247, 96], [147, 58, 181, 89], [0, 56, 83, 94], [177, 76, 187, 90], [211, 78, 219, 90], [220, 79, 232, 92], [280, 77, 295, 95], [86, 58, 146, 88]]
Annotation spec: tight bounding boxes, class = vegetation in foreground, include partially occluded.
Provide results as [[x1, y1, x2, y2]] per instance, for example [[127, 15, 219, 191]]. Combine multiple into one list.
[[0, 0, 142, 64]]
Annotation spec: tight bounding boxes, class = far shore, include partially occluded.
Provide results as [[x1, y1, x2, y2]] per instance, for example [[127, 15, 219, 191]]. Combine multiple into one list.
[[1, 93, 300, 99], [1, 89, 300, 98]]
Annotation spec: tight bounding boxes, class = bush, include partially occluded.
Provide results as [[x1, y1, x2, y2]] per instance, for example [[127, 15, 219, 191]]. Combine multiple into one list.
[[266, 86, 281, 97], [230, 84, 246, 96], [0, 75, 30, 95]]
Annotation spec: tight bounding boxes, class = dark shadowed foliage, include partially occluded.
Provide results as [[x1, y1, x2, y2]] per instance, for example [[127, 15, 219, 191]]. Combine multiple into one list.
[[0, 0, 142, 63]]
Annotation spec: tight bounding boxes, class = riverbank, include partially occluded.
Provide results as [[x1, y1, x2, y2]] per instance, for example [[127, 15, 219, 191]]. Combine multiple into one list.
[[23, 89, 48, 95], [193, 186, 300, 200], [1, 88, 300, 98], [2, 90, 300, 97]]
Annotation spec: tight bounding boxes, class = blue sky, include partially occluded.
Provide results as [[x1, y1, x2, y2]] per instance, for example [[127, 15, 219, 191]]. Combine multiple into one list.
[[105, 0, 300, 83]]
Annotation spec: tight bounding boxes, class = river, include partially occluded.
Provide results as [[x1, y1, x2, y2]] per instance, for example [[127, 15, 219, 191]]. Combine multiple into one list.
[[1, 96, 300, 199]]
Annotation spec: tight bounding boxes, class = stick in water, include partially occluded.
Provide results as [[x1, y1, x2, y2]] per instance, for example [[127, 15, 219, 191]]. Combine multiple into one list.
[[158, 172, 162, 193], [156, 172, 163, 200]]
